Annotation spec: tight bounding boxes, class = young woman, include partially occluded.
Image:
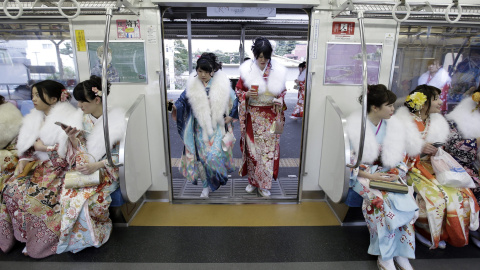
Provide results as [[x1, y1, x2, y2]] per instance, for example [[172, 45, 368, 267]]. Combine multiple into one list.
[[0, 95, 23, 190], [56, 75, 126, 254], [0, 80, 83, 258], [291, 61, 307, 118], [396, 84, 479, 249], [235, 37, 287, 197], [172, 53, 238, 198], [444, 85, 480, 247], [346, 85, 418, 270]]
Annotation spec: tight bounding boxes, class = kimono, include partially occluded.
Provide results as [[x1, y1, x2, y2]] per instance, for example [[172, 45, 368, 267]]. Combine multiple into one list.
[[396, 106, 480, 249], [0, 102, 83, 258], [445, 97, 480, 230], [418, 69, 451, 113], [57, 108, 126, 254], [175, 70, 238, 191], [292, 69, 306, 118], [235, 59, 287, 190], [346, 110, 418, 260], [0, 102, 22, 190]]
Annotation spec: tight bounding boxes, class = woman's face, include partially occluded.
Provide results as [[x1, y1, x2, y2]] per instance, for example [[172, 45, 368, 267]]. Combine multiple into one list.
[[32, 86, 56, 113], [197, 68, 212, 84], [77, 97, 101, 115], [256, 53, 268, 70], [372, 102, 395, 120], [428, 94, 443, 114]]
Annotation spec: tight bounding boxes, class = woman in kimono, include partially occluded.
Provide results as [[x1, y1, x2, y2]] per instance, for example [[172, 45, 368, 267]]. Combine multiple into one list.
[[0, 80, 83, 258], [0, 95, 23, 190], [235, 37, 287, 197], [291, 61, 306, 118], [172, 53, 238, 198], [396, 84, 479, 249], [346, 84, 418, 270], [444, 85, 480, 247], [56, 75, 126, 253]]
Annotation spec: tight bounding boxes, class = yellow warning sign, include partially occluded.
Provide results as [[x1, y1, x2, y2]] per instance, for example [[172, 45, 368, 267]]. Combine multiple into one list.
[[75, 30, 86, 51]]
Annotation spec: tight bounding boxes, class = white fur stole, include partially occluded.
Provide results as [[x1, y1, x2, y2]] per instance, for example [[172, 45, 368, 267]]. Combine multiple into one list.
[[186, 70, 231, 142], [346, 110, 406, 167], [239, 58, 287, 96], [446, 98, 480, 139], [0, 102, 23, 149], [86, 108, 126, 161], [17, 102, 83, 161]]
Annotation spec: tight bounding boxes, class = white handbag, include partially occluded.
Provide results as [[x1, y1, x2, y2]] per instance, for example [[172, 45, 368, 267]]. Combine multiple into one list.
[[64, 152, 101, 189], [221, 123, 236, 151]]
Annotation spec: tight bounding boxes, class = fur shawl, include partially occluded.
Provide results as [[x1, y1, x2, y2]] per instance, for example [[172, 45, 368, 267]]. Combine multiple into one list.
[[346, 110, 406, 168], [446, 98, 480, 139], [239, 58, 287, 96], [395, 106, 450, 156], [17, 102, 83, 161], [86, 108, 126, 161], [185, 70, 231, 141], [0, 102, 23, 149]]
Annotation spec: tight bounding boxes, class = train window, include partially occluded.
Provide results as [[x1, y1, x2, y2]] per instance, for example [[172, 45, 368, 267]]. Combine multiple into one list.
[[0, 21, 77, 101], [391, 25, 480, 113]]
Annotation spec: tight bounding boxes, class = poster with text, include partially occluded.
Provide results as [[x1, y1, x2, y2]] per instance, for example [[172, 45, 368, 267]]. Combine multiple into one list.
[[324, 43, 382, 85], [117, 19, 141, 39]]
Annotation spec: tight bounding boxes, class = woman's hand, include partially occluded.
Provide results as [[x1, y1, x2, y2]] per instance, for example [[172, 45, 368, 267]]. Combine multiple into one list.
[[63, 125, 80, 147], [224, 116, 233, 124], [77, 161, 104, 175], [245, 87, 258, 98], [370, 172, 399, 182], [33, 139, 47, 152], [16, 159, 30, 174], [422, 143, 438, 155], [273, 97, 283, 110]]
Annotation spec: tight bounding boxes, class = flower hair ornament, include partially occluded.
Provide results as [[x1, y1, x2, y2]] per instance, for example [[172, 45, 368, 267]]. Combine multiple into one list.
[[92, 87, 102, 97], [472, 92, 480, 112], [405, 92, 427, 111], [60, 89, 70, 102]]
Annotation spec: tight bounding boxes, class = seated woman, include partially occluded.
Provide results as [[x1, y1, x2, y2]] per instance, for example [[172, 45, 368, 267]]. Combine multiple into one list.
[[0, 95, 23, 190], [396, 84, 479, 249], [444, 85, 480, 247], [346, 84, 418, 270], [0, 80, 83, 258], [172, 52, 238, 198], [56, 75, 126, 254]]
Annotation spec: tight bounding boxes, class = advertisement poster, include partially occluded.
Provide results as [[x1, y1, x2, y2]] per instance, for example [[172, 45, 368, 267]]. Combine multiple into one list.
[[87, 41, 147, 83], [117, 19, 141, 39], [324, 43, 382, 85]]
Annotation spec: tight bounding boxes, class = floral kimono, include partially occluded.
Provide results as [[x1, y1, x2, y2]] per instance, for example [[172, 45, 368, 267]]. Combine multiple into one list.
[[0, 102, 83, 258], [236, 59, 287, 189], [396, 106, 480, 249], [56, 108, 125, 254], [176, 70, 238, 191], [346, 110, 418, 260], [292, 69, 306, 118], [0, 102, 22, 191]]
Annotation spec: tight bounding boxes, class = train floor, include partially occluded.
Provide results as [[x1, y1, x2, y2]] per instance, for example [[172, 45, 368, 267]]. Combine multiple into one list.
[[1, 202, 480, 269]]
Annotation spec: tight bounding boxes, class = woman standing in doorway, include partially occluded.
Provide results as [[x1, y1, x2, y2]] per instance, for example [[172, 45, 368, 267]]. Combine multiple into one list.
[[291, 61, 307, 118], [235, 37, 288, 197]]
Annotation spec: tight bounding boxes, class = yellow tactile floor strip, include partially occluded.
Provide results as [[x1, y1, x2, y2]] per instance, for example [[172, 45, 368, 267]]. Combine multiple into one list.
[[171, 158, 300, 167], [130, 201, 339, 227]]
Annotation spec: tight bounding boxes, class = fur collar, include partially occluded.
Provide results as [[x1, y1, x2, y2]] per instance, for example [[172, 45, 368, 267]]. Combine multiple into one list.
[[17, 102, 83, 161], [86, 108, 126, 161], [395, 106, 449, 156], [185, 70, 231, 142], [346, 110, 406, 167], [446, 98, 480, 139], [0, 102, 23, 149], [239, 58, 287, 96]]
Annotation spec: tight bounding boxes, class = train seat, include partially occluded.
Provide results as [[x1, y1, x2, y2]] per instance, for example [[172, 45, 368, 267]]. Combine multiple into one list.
[[110, 187, 125, 207]]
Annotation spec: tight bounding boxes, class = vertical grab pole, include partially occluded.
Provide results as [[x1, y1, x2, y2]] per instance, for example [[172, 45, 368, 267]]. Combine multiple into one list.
[[346, 11, 368, 168], [101, 8, 122, 167]]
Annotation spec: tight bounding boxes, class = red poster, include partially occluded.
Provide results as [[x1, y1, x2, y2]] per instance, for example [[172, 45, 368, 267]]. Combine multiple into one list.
[[332, 22, 355, 35]]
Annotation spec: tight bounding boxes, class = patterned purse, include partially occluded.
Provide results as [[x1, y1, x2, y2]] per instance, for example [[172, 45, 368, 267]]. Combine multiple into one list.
[[64, 152, 101, 189], [270, 106, 284, 134]]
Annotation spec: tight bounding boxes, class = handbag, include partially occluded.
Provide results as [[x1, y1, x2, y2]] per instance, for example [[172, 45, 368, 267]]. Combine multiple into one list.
[[64, 152, 101, 189], [221, 123, 236, 151], [431, 148, 475, 188], [369, 180, 409, 194], [270, 105, 284, 134]]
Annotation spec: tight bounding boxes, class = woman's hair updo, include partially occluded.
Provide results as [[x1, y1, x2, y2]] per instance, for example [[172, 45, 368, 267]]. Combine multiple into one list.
[[358, 84, 397, 113], [32, 80, 68, 105], [73, 75, 111, 103], [0, 94, 5, 105], [404, 84, 441, 114], [195, 52, 222, 74], [299, 61, 306, 69], [251, 37, 273, 60]]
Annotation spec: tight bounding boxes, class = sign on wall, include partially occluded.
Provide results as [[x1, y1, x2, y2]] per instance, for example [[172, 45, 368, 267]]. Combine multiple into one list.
[[117, 19, 141, 39]]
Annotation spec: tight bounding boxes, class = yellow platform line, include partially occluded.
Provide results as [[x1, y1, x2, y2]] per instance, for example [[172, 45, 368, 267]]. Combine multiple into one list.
[[171, 158, 300, 168], [130, 201, 339, 227]]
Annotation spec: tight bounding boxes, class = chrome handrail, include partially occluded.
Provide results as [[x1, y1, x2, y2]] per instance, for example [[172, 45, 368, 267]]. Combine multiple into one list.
[[346, 11, 368, 169]]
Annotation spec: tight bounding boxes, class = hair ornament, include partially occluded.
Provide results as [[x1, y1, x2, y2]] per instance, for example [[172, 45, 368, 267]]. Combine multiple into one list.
[[60, 89, 70, 102], [92, 87, 102, 97], [405, 92, 427, 111], [472, 92, 480, 112]]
